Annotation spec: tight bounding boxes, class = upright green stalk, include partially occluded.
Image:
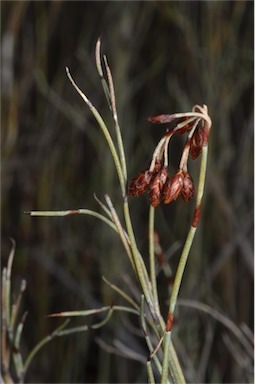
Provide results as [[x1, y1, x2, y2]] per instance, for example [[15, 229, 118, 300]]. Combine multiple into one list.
[[169, 145, 208, 315], [24, 40, 212, 384], [160, 143, 210, 384], [148, 206, 159, 311]]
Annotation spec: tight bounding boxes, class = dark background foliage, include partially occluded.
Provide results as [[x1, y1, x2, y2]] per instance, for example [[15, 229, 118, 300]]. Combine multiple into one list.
[[1, 1, 253, 383]]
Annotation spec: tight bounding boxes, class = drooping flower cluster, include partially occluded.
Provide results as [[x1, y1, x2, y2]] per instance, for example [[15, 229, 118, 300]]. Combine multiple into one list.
[[128, 105, 209, 207]]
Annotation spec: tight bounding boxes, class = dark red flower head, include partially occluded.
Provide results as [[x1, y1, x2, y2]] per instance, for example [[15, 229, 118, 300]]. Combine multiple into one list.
[[149, 166, 168, 207], [181, 172, 195, 202], [128, 170, 152, 197], [163, 170, 184, 204]]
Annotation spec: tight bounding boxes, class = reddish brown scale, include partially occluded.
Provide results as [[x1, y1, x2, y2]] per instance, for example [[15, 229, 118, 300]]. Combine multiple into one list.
[[163, 170, 184, 204], [129, 170, 152, 197], [202, 127, 210, 146], [190, 126, 204, 159], [67, 210, 80, 215], [149, 166, 168, 207], [166, 311, 174, 332], [192, 204, 201, 227], [147, 114, 175, 124], [181, 172, 195, 202]]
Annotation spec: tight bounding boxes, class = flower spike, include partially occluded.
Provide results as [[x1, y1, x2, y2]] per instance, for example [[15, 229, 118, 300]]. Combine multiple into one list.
[[128, 170, 152, 197], [163, 170, 184, 204], [149, 166, 168, 207], [129, 104, 211, 207]]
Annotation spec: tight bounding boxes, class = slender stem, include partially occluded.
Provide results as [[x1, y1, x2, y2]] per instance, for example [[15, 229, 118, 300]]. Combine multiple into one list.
[[65, 67, 126, 196], [95, 38, 111, 109], [11, 279, 26, 329], [160, 142, 209, 383], [159, 327, 186, 383], [102, 276, 139, 311], [170, 144, 209, 315], [6, 239, 16, 326], [104, 195, 134, 269], [179, 118, 201, 171], [23, 320, 70, 376], [140, 296, 167, 380], [169, 225, 197, 315], [196, 145, 209, 203], [160, 331, 172, 384], [163, 135, 172, 167], [123, 201, 154, 311], [149, 136, 168, 172], [148, 206, 159, 311], [26, 209, 117, 231], [169, 342, 186, 383], [171, 111, 212, 131], [147, 360, 156, 384], [104, 56, 127, 183]]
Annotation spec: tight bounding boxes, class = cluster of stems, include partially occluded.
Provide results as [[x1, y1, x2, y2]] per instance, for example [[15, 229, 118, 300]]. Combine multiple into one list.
[[24, 38, 212, 383]]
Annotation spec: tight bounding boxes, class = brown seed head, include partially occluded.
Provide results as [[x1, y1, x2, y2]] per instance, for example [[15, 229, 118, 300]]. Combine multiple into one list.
[[149, 166, 168, 207], [181, 172, 195, 202], [190, 126, 204, 159], [128, 170, 152, 197], [163, 170, 184, 204]]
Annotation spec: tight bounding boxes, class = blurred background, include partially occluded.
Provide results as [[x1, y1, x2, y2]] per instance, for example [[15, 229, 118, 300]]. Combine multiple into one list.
[[1, 1, 253, 383]]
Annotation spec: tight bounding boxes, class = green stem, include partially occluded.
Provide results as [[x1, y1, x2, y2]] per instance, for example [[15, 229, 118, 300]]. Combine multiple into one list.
[[27, 209, 116, 231], [169, 226, 196, 315], [65, 67, 126, 196], [170, 144, 208, 314], [161, 144, 209, 383], [147, 360, 156, 384], [140, 295, 165, 379], [169, 339, 186, 383], [160, 331, 172, 384], [148, 206, 159, 311], [123, 201, 154, 310], [23, 320, 70, 376], [104, 57, 127, 182]]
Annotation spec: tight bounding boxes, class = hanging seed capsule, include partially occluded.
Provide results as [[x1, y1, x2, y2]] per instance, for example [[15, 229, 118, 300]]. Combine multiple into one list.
[[181, 172, 195, 202], [149, 166, 168, 207], [128, 170, 152, 197], [163, 170, 184, 204]]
